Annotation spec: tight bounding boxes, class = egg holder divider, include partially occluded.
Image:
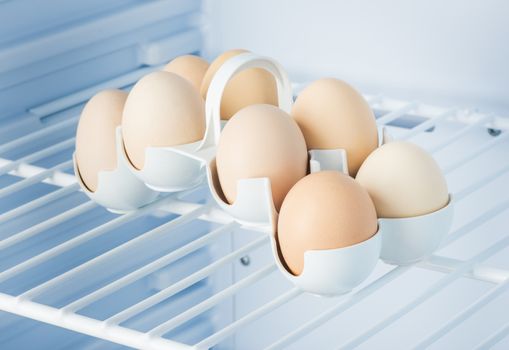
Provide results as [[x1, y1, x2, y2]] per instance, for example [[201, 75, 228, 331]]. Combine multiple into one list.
[[73, 128, 159, 213]]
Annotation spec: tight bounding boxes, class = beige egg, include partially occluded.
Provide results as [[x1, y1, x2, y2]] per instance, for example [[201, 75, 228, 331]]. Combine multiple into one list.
[[75, 89, 127, 192], [163, 55, 209, 91], [122, 71, 205, 170], [356, 141, 449, 218], [216, 104, 307, 211], [200, 49, 278, 120], [278, 171, 378, 276], [291, 78, 378, 176]]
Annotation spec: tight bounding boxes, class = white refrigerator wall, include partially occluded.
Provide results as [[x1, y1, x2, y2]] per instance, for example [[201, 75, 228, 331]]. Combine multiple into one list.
[[202, 0, 509, 115]]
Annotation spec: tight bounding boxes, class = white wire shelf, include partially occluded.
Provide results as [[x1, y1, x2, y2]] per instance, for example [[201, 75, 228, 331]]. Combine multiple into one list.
[[0, 72, 508, 350]]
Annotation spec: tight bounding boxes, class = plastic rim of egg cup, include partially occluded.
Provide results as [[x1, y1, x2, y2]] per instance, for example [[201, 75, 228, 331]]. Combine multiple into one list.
[[73, 127, 159, 213], [272, 226, 382, 297], [120, 135, 207, 193], [378, 195, 454, 265]]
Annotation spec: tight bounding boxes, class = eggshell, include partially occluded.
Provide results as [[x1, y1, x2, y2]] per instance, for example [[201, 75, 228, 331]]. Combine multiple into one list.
[[200, 49, 278, 120], [291, 78, 378, 176], [75, 89, 127, 192], [216, 104, 307, 211], [356, 141, 449, 218], [122, 71, 205, 170], [277, 171, 378, 276], [163, 55, 209, 91]]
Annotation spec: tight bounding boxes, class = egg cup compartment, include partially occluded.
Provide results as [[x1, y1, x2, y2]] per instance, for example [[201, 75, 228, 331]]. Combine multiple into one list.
[[271, 228, 381, 296], [378, 195, 454, 265], [73, 127, 159, 213], [188, 52, 294, 226]]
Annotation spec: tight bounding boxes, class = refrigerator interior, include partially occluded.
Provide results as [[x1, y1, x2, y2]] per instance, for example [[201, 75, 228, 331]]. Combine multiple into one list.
[[0, 1, 508, 349]]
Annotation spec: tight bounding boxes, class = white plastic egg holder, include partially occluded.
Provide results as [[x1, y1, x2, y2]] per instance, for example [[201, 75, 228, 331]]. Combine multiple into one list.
[[73, 127, 159, 213]]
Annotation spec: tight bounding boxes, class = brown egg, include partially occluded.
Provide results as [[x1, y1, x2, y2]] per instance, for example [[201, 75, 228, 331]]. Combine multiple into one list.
[[75, 89, 127, 192], [356, 141, 449, 218], [278, 171, 378, 275], [200, 49, 278, 120], [291, 78, 378, 176], [216, 104, 307, 211], [163, 55, 209, 91], [122, 71, 205, 170]]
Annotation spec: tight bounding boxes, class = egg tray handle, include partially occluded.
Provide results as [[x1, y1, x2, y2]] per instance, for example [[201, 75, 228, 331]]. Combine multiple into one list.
[[199, 52, 294, 150]]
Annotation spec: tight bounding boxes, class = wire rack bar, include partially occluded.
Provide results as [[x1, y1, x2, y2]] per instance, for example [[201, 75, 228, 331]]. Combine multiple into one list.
[[264, 266, 410, 350], [427, 114, 493, 154], [0, 160, 73, 198], [0, 183, 79, 223], [0, 292, 194, 350], [0, 137, 75, 176], [0, 200, 97, 250], [19, 205, 210, 300], [62, 222, 240, 313], [442, 132, 509, 174], [400, 109, 458, 140], [443, 200, 509, 248], [105, 235, 270, 326], [148, 264, 277, 338], [474, 321, 509, 350], [418, 256, 509, 284], [0, 158, 76, 188], [414, 279, 509, 350], [197, 288, 302, 350], [339, 236, 509, 350], [376, 102, 417, 126], [0, 196, 176, 284], [454, 163, 509, 201]]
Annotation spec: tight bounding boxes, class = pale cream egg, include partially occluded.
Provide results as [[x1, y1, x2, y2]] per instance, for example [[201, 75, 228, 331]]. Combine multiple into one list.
[[356, 141, 449, 218], [75, 89, 127, 192], [122, 71, 205, 170]]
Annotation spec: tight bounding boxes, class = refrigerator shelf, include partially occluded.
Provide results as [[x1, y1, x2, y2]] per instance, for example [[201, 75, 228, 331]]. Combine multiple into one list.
[[0, 68, 508, 349]]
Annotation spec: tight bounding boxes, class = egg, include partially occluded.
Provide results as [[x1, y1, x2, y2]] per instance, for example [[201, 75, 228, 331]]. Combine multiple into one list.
[[200, 49, 278, 120], [75, 89, 127, 192], [122, 71, 205, 170], [278, 171, 378, 275], [291, 78, 378, 176], [215, 104, 307, 211], [356, 141, 449, 218], [163, 55, 209, 91]]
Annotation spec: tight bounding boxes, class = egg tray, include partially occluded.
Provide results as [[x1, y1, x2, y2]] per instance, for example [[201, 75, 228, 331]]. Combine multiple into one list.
[[73, 53, 454, 296]]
